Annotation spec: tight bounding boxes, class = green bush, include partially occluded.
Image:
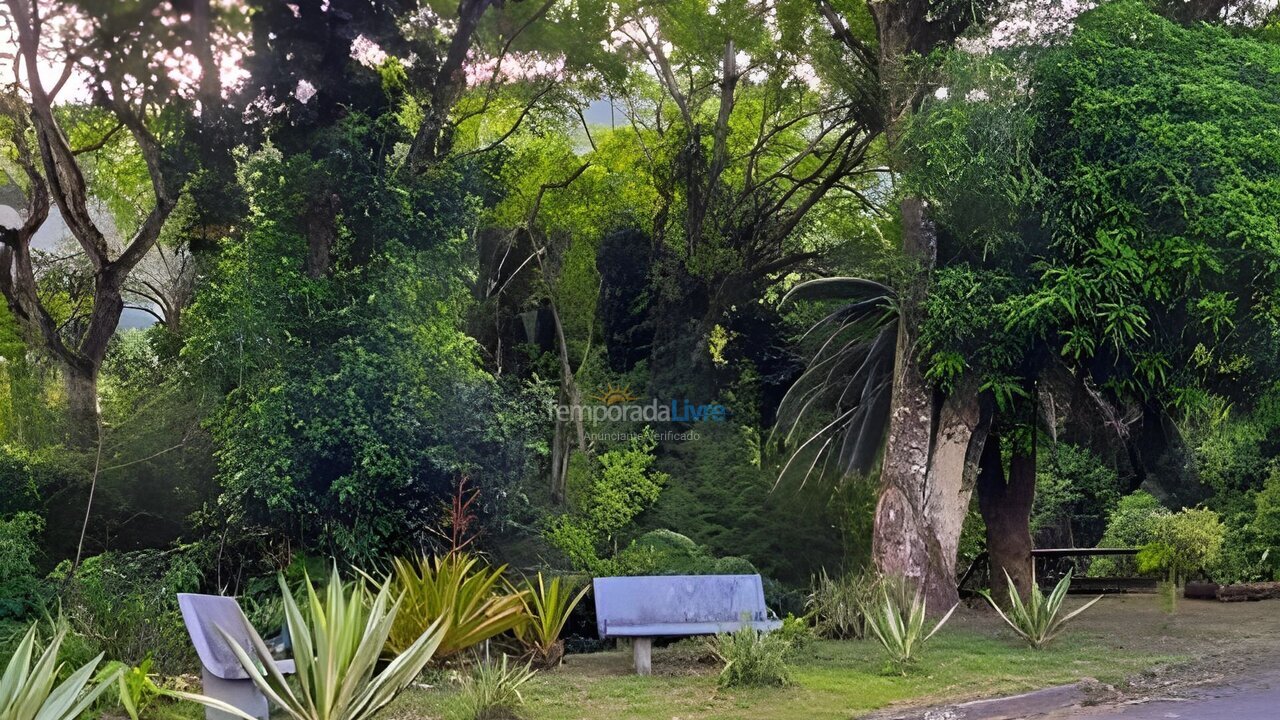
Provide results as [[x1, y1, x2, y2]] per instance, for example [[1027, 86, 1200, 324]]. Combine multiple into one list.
[[545, 429, 668, 574], [51, 550, 201, 674], [1088, 491, 1168, 577], [1137, 507, 1226, 612], [806, 570, 875, 640], [450, 656, 536, 720], [707, 625, 792, 688], [0, 512, 45, 620]]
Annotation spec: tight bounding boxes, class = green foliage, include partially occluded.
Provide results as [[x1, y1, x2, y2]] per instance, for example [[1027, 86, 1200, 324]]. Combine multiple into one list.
[[173, 566, 446, 720], [707, 625, 792, 688], [185, 142, 544, 562], [610, 529, 757, 578], [1033, 444, 1123, 548], [384, 554, 528, 661], [864, 581, 957, 674], [0, 513, 44, 620], [546, 429, 668, 574], [0, 622, 120, 720], [775, 614, 815, 654], [450, 655, 536, 720], [1024, 1, 1280, 398], [1136, 508, 1226, 589], [50, 550, 200, 674], [513, 573, 590, 668], [806, 570, 875, 641], [101, 658, 161, 720], [1089, 492, 1169, 577], [981, 570, 1102, 649]]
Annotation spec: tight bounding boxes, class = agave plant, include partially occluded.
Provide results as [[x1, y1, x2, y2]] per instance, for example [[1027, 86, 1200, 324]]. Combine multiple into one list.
[[982, 569, 1102, 649], [385, 553, 528, 659], [170, 566, 445, 720], [0, 623, 121, 720], [769, 278, 898, 487], [864, 582, 956, 673], [513, 573, 590, 668]]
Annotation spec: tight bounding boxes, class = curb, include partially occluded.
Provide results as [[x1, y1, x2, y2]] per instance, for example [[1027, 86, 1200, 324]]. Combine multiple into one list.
[[871, 680, 1103, 720]]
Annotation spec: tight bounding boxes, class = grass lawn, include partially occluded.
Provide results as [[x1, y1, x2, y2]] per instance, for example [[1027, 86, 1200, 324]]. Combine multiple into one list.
[[384, 601, 1190, 720]]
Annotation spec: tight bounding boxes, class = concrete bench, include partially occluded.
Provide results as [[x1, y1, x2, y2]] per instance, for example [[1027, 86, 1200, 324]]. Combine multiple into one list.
[[177, 593, 296, 720], [593, 574, 781, 674]]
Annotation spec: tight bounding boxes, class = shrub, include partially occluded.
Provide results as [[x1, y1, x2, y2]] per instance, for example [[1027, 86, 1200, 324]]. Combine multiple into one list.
[[707, 624, 792, 688], [806, 570, 875, 640], [1137, 507, 1226, 612], [982, 570, 1101, 648], [172, 566, 446, 720], [384, 553, 528, 660], [51, 549, 200, 673], [513, 573, 589, 668], [0, 512, 44, 620], [0, 622, 121, 720], [776, 613, 815, 653], [864, 581, 956, 673], [451, 655, 536, 720], [101, 658, 162, 720], [1088, 491, 1168, 577]]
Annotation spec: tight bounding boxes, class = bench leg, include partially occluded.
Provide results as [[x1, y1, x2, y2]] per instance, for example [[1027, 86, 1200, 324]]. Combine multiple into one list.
[[201, 668, 269, 720], [633, 637, 652, 675]]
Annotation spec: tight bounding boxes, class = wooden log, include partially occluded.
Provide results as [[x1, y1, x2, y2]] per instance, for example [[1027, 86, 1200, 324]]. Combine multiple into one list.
[[1216, 582, 1280, 602]]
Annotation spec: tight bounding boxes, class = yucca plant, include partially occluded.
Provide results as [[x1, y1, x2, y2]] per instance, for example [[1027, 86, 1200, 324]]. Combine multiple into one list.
[[170, 566, 446, 720], [512, 573, 589, 668], [450, 655, 536, 720], [864, 583, 956, 673], [0, 623, 121, 720], [981, 569, 1102, 649], [384, 553, 528, 660]]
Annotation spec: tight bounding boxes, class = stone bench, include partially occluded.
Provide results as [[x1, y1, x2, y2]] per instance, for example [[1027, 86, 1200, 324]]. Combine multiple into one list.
[[593, 574, 781, 674], [177, 593, 296, 720]]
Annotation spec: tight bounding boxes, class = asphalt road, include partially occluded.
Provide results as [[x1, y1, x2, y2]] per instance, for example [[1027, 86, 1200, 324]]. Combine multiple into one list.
[[1050, 671, 1280, 719]]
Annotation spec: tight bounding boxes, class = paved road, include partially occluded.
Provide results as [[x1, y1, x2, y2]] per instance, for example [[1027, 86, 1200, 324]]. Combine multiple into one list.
[[1047, 671, 1280, 719]]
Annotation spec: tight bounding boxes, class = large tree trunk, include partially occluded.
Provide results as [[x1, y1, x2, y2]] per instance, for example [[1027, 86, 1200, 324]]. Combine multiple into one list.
[[872, 199, 993, 611], [62, 361, 100, 448], [978, 431, 1036, 604]]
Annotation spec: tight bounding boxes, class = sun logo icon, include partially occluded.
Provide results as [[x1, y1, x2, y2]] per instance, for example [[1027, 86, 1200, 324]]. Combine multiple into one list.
[[593, 383, 639, 406]]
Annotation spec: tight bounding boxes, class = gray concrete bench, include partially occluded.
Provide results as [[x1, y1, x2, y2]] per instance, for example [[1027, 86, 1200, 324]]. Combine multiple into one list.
[[593, 574, 781, 674], [177, 593, 296, 720]]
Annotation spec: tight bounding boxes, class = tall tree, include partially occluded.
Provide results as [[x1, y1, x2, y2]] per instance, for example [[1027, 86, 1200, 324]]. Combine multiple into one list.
[[0, 0, 215, 443]]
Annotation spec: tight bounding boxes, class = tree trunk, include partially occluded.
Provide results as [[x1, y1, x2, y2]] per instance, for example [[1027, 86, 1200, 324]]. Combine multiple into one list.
[[62, 361, 100, 448], [873, 199, 991, 611], [978, 431, 1036, 604]]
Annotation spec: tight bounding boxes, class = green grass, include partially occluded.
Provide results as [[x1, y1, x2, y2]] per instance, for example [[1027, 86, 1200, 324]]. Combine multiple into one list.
[[385, 628, 1178, 720]]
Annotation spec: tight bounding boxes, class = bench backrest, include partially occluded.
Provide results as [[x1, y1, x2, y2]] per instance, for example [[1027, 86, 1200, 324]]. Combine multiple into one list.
[[593, 574, 774, 638], [177, 593, 265, 680]]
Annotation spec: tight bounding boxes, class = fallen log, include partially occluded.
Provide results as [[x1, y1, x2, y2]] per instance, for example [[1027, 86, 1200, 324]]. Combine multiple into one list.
[[1216, 581, 1280, 602]]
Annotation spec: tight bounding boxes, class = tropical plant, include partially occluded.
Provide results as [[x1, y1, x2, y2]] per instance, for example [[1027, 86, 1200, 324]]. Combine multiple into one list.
[[707, 624, 792, 688], [806, 570, 876, 640], [513, 573, 590, 668], [385, 553, 528, 659], [864, 582, 957, 673], [769, 278, 898, 487], [450, 655, 536, 720], [103, 658, 161, 720], [0, 623, 121, 720], [982, 570, 1102, 649], [170, 566, 446, 720]]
